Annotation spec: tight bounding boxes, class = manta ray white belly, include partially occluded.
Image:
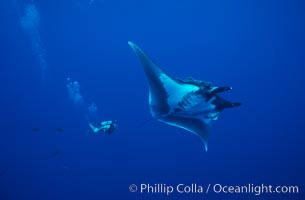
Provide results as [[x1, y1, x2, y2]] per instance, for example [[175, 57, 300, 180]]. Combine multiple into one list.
[[159, 73, 218, 119]]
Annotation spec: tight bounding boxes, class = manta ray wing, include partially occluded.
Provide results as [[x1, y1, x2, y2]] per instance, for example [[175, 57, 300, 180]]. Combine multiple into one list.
[[160, 115, 210, 151], [128, 41, 169, 117]]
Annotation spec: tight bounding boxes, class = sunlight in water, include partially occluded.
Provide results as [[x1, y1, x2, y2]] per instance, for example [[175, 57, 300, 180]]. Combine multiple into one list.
[[20, 4, 40, 34], [20, 3, 48, 80]]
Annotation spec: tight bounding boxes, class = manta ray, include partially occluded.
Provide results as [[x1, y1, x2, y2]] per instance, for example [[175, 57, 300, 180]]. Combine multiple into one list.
[[128, 41, 241, 151]]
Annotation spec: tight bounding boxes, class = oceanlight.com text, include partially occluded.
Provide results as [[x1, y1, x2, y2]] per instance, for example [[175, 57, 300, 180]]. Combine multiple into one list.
[[128, 183, 299, 196]]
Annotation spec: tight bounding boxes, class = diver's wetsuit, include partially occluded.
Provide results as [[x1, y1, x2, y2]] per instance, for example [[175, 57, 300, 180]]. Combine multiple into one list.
[[89, 120, 118, 134]]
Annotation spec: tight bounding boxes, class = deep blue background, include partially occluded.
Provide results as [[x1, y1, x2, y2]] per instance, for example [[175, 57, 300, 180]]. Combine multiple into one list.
[[0, 0, 304, 199]]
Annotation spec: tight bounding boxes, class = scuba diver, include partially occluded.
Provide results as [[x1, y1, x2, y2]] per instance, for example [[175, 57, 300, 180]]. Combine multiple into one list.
[[88, 119, 118, 134], [66, 77, 118, 134]]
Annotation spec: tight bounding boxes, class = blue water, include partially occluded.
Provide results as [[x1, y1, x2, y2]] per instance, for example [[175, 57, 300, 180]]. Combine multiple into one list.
[[1, 0, 304, 199]]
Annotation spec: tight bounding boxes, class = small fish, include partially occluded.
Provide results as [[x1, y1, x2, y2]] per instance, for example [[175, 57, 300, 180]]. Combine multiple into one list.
[[32, 127, 40, 132], [56, 128, 64, 132]]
